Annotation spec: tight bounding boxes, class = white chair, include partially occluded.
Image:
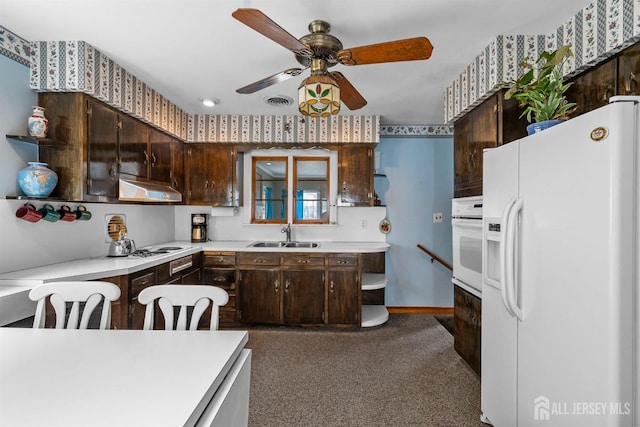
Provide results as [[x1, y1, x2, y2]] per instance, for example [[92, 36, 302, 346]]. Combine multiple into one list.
[[29, 281, 121, 329], [137, 285, 229, 331]]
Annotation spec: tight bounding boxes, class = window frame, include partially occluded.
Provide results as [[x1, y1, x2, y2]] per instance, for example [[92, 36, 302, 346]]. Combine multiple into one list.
[[243, 148, 338, 225]]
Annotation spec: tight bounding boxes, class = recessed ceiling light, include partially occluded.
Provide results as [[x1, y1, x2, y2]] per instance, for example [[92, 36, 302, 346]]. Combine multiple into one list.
[[202, 98, 219, 107]]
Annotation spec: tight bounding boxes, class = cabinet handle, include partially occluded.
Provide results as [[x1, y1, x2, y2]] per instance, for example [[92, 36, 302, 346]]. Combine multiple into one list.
[[151, 152, 157, 166], [285, 280, 290, 291], [337, 260, 349, 265], [602, 83, 613, 101], [213, 276, 226, 282], [297, 259, 308, 264], [204, 180, 208, 189], [330, 280, 335, 292], [274, 279, 279, 293], [143, 150, 148, 165], [626, 72, 638, 94]]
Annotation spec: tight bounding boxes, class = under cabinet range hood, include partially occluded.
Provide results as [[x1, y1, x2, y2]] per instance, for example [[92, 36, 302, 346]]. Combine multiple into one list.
[[119, 178, 182, 203]]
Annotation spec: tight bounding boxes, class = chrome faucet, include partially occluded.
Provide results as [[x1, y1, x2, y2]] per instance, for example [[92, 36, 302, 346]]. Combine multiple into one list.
[[281, 223, 292, 242]]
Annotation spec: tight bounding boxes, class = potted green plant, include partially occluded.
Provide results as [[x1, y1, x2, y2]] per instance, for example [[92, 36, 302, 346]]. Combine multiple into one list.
[[503, 45, 577, 135]]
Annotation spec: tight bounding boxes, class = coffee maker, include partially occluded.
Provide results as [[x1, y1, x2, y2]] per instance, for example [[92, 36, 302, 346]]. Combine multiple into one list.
[[191, 213, 208, 243]]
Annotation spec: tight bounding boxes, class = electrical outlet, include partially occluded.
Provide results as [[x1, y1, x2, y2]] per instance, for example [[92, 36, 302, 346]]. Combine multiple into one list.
[[361, 219, 367, 229], [433, 212, 443, 223]]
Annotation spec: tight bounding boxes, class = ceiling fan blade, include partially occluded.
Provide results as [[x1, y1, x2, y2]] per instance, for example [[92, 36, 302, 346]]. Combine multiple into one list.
[[338, 37, 433, 65], [236, 68, 305, 94], [232, 8, 312, 57], [330, 72, 367, 110]]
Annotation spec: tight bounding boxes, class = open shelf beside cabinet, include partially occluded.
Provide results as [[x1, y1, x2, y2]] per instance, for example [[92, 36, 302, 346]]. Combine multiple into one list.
[[6, 135, 63, 147], [361, 273, 389, 327]]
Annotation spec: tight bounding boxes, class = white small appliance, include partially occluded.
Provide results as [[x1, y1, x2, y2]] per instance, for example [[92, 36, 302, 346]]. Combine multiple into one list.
[[451, 196, 483, 297]]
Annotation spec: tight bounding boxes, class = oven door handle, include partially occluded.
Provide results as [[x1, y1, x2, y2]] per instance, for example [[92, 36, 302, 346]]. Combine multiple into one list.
[[451, 218, 482, 229]]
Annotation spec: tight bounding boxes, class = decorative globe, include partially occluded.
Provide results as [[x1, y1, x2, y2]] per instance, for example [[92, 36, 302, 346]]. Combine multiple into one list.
[[17, 162, 58, 197]]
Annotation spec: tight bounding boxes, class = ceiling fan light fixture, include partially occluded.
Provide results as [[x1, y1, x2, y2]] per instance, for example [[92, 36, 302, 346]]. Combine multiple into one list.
[[298, 74, 340, 117]]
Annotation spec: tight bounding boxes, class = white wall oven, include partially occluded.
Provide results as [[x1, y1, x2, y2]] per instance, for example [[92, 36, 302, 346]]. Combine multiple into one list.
[[451, 196, 483, 297]]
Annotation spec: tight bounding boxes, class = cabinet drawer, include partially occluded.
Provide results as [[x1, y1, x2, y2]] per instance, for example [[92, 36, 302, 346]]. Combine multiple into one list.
[[131, 270, 155, 296], [282, 254, 325, 267], [327, 255, 359, 267], [237, 252, 280, 266], [204, 268, 236, 290], [219, 307, 236, 325], [204, 253, 236, 267]]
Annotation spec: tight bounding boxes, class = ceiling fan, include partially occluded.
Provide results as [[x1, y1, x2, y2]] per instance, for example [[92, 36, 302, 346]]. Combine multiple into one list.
[[232, 8, 434, 117]]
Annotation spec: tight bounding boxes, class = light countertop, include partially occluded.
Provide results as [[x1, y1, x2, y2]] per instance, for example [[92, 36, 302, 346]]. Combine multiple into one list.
[[0, 240, 388, 326], [0, 240, 389, 284]]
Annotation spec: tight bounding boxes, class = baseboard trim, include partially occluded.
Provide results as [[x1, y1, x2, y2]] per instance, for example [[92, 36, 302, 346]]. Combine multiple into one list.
[[387, 307, 454, 315]]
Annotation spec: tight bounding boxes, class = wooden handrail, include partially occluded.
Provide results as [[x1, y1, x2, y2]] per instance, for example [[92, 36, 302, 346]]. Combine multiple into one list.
[[417, 244, 453, 272]]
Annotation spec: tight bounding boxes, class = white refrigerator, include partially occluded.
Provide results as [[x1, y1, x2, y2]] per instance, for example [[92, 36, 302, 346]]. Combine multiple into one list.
[[481, 96, 639, 426]]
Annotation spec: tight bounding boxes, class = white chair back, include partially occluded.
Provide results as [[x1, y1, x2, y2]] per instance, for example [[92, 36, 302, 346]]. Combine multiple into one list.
[[137, 285, 229, 331], [28, 281, 121, 329]]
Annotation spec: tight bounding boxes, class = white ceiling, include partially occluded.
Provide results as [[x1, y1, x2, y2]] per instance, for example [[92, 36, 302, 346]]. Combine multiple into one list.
[[1, 0, 589, 125]]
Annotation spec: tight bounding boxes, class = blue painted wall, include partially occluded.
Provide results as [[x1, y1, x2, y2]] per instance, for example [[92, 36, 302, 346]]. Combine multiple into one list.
[[376, 137, 454, 307]]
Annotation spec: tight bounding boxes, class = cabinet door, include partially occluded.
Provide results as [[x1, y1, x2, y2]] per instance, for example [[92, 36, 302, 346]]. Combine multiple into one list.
[[128, 269, 156, 330], [453, 95, 498, 198], [282, 270, 325, 325], [327, 269, 359, 325], [453, 92, 526, 198], [566, 56, 617, 117], [100, 275, 127, 330], [453, 285, 481, 375], [181, 268, 201, 284], [171, 139, 185, 193], [119, 114, 148, 178], [149, 128, 173, 183], [186, 144, 236, 205], [618, 43, 640, 96], [238, 269, 280, 324], [87, 100, 119, 198], [339, 145, 373, 206]]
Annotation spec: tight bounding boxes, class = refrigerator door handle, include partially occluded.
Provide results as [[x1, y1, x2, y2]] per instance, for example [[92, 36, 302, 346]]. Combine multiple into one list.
[[506, 198, 524, 321], [500, 197, 517, 317]]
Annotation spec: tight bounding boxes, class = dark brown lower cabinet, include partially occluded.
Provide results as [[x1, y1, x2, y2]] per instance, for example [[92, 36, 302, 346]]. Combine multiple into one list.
[[453, 285, 481, 375], [282, 269, 325, 324], [238, 268, 281, 324], [237, 252, 362, 327], [326, 269, 359, 325], [128, 268, 156, 330]]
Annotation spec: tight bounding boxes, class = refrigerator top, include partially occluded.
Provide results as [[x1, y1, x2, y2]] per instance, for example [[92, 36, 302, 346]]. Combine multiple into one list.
[[609, 95, 640, 104]]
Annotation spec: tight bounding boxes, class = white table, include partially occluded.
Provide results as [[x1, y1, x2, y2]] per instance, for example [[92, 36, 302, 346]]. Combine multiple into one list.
[[0, 328, 251, 427]]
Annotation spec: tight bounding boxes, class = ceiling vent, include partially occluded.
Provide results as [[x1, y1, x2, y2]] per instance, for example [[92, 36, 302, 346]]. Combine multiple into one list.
[[264, 95, 294, 107]]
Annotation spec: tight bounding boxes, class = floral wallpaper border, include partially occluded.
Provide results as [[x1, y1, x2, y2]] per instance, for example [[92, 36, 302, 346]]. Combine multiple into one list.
[[379, 125, 453, 137], [445, 0, 640, 123], [26, 39, 380, 144], [0, 25, 31, 66]]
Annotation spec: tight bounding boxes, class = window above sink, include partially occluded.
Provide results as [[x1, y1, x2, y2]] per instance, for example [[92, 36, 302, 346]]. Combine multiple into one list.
[[243, 148, 338, 225]]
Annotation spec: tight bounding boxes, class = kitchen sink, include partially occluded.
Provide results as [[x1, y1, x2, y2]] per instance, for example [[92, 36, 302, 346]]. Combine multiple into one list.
[[251, 241, 287, 248], [283, 242, 318, 248], [250, 241, 318, 248]]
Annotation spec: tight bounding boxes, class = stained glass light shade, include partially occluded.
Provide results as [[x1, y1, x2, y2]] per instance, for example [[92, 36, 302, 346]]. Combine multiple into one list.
[[298, 74, 340, 117]]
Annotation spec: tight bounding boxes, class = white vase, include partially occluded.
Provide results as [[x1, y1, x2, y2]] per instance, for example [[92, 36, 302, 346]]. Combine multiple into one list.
[[27, 106, 48, 138]]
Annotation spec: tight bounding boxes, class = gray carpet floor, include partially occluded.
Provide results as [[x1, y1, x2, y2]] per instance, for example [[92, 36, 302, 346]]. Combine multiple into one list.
[[245, 314, 483, 427]]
